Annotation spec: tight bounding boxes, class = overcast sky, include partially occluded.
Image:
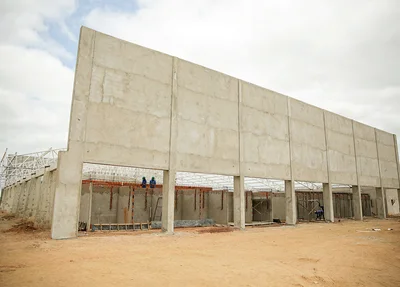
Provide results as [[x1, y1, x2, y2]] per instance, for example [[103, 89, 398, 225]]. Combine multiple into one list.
[[0, 0, 399, 156]]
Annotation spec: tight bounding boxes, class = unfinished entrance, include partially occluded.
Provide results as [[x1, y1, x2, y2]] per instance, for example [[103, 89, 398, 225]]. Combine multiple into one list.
[[252, 196, 271, 222]]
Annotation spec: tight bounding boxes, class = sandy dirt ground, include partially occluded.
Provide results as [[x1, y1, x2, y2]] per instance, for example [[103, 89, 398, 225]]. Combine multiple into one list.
[[1, 213, 400, 287]]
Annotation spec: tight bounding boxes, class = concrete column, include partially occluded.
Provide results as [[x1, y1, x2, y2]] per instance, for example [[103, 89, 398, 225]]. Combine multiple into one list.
[[322, 183, 334, 222], [393, 135, 400, 213], [268, 194, 274, 222], [286, 97, 296, 225], [322, 112, 334, 222], [396, 190, 400, 215], [375, 187, 386, 219], [352, 185, 363, 220], [285, 180, 296, 225], [233, 175, 245, 229], [51, 151, 83, 239], [87, 182, 93, 231], [161, 170, 175, 233], [384, 189, 389, 217], [161, 56, 177, 234], [374, 129, 386, 217]]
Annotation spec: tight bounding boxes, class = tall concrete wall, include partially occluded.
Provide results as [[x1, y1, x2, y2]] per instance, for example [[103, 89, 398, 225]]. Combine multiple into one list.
[[51, 26, 400, 238], [64, 26, 400, 186]]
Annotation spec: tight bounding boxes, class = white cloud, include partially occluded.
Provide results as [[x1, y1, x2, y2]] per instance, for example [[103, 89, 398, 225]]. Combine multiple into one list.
[[0, 0, 76, 154], [0, 45, 73, 153], [0, 0, 76, 45], [84, 0, 400, 138]]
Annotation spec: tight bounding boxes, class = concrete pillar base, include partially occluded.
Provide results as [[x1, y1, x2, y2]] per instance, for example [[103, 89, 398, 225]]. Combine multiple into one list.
[[352, 185, 363, 221], [285, 180, 296, 225], [375, 187, 386, 219], [161, 170, 175, 234], [233, 175, 245, 230], [323, 183, 334, 222]]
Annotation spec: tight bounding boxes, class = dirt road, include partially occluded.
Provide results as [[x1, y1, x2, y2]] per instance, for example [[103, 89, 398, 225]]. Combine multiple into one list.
[[1, 213, 400, 286]]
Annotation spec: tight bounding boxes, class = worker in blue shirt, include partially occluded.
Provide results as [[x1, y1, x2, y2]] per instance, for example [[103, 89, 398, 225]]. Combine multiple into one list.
[[141, 177, 147, 188], [150, 177, 156, 188]]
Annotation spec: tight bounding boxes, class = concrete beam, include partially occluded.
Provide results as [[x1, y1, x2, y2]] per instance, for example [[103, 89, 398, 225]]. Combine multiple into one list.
[[285, 180, 296, 224], [322, 183, 334, 222], [352, 185, 363, 220], [233, 175, 245, 229], [161, 170, 175, 233], [375, 187, 387, 219]]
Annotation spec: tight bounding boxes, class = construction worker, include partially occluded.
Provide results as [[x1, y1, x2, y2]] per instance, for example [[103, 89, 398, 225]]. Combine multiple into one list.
[[150, 177, 156, 188], [315, 205, 324, 220], [141, 177, 147, 188]]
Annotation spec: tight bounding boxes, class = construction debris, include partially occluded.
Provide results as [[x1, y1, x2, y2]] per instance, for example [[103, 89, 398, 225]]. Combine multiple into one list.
[[5, 219, 38, 233]]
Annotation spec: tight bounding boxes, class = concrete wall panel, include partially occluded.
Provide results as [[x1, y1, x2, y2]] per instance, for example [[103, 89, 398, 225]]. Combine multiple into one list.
[[324, 111, 353, 135], [325, 112, 357, 185], [93, 33, 172, 85], [353, 121, 375, 141], [289, 99, 328, 183], [291, 142, 328, 183], [177, 59, 237, 102], [290, 99, 324, 128], [241, 82, 290, 179], [356, 138, 378, 158], [376, 130, 399, 188], [242, 82, 288, 115], [353, 122, 381, 187], [82, 31, 173, 170], [175, 59, 239, 175], [376, 129, 396, 146]]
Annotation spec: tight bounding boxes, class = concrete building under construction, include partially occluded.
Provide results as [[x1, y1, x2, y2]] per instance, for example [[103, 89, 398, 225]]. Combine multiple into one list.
[[1, 27, 400, 239]]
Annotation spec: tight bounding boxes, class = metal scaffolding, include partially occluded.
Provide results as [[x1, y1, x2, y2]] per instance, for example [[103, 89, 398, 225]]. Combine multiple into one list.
[[0, 148, 65, 188]]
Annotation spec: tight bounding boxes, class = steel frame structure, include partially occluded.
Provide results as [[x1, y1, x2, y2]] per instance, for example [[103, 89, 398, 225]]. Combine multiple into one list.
[[0, 148, 65, 188]]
